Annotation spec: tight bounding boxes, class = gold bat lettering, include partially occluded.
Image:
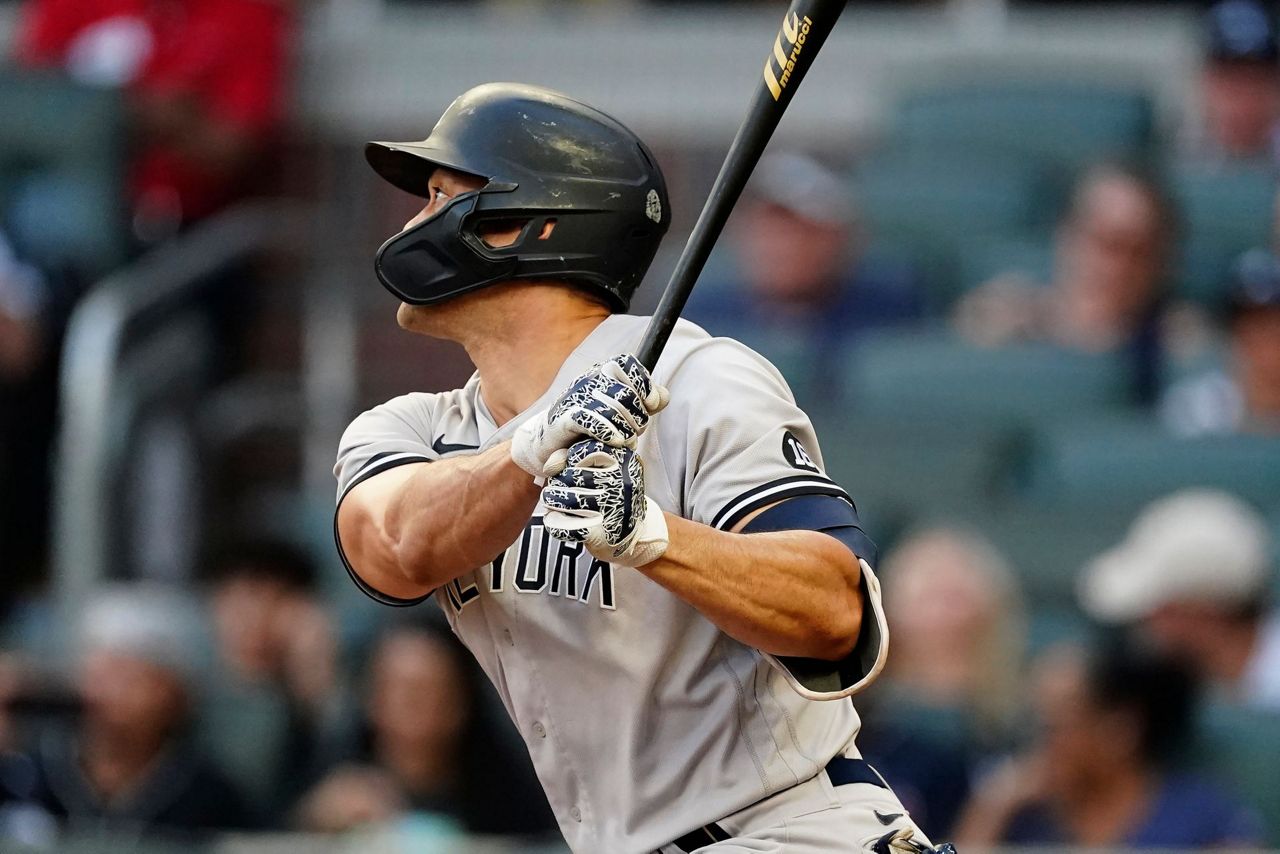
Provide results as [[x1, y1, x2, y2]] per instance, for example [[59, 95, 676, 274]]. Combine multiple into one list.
[[763, 13, 814, 101]]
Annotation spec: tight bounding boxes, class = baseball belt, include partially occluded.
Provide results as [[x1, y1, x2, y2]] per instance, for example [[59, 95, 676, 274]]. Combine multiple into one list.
[[667, 757, 888, 852]]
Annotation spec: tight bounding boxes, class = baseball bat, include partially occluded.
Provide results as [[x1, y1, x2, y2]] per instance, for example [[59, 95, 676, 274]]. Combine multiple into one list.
[[636, 0, 848, 371]]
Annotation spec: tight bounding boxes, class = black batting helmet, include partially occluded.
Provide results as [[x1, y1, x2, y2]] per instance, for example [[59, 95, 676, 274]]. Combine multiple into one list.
[[366, 83, 670, 312]]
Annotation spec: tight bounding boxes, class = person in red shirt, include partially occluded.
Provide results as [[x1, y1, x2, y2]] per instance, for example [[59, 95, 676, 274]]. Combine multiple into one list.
[[14, 0, 292, 241]]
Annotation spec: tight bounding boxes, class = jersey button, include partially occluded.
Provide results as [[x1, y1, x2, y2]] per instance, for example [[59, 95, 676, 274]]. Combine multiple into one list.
[[532, 720, 546, 738], [570, 806, 582, 822], [503, 628, 514, 646]]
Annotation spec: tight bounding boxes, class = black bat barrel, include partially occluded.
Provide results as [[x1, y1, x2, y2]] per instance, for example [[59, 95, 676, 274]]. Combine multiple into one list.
[[637, 0, 848, 370]]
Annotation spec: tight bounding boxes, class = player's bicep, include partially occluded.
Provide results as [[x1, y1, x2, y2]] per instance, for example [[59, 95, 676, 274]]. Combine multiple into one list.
[[333, 393, 449, 605], [336, 463, 436, 605]]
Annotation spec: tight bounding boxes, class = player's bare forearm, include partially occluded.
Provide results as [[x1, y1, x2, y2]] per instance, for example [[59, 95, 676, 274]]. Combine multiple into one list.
[[637, 514, 863, 661], [337, 440, 540, 599]]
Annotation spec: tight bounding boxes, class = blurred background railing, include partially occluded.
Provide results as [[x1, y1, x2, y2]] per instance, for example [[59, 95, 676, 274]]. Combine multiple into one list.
[[53, 204, 306, 608], [0, 0, 1277, 851]]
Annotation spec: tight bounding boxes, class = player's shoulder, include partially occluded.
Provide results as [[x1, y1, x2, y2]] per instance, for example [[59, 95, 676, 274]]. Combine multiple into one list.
[[629, 315, 792, 396], [340, 378, 481, 446]]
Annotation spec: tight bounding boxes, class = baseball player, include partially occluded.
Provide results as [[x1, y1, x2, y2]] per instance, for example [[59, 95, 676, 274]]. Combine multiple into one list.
[[335, 82, 948, 854]]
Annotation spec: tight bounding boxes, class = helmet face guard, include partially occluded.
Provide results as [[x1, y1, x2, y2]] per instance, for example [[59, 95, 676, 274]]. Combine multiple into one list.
[[375, 191, 517, 305], [365, 83, 670, 312]]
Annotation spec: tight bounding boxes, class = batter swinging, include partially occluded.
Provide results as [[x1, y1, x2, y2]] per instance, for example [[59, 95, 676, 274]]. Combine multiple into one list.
[[335, 82, 947, 854]]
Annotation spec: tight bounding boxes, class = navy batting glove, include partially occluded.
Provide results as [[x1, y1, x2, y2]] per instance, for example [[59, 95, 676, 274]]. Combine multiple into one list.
[[542, 439, 668, 567], [511, 353, 669, 478]]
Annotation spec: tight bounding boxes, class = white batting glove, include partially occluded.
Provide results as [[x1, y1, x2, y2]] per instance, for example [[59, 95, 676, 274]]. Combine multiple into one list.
[[510, 353, 669, 479], [541, 440, 669, 567]]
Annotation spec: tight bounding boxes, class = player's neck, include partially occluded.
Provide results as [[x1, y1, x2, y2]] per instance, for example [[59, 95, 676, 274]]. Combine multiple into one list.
[[461, 284, 611, 425]]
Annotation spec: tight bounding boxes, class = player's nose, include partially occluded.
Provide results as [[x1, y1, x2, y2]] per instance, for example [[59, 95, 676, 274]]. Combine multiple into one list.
[[403, 203, 433, 232]]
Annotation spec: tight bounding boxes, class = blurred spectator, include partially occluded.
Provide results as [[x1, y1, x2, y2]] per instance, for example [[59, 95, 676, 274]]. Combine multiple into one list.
[[1184, 0, 1280, 168], [954, 163, 1179, 403], [13, 0, 293, 243], [202, 541, 350, 817], [955, 639, 1263, 847], [1079, 489, 1280, 711], [878, 527, 1027, 742], [684, 151, 922, 400], [294, 618, 556, 838], [1162, 248, 1280, 435], [857, 528, 1026, 836], [32, 584, 255, 839]]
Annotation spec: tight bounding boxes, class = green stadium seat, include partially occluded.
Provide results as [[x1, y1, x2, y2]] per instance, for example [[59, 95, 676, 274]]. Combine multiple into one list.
[[1170, 165, 1277, 307], [854, 155, 1047, 307], [1191, 703, 1280, 845], [890, 83, 1156, 171], [812, 409, 1022, 530], [932, 501, 1134, 608], [0, 69, 127, 275], [842, 330, 1134, 428], [956, 235, 1055, 293], [1024, 606, 1093, 654], [1026, 416, 1280, 511]]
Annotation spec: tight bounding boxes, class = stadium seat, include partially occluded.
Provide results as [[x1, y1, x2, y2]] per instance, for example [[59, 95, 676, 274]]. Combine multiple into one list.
[[1024, 606, 1093, 654], [1191, 703, 1280, 846], [1169, 164, 1277, 307], [854, 155, 1047, 307], [842, 330, 1134, 428], [0, 70, 127, 276], [955, 234, 1055, 293], [812, 408, 1023, 530], [1025, 416, 1280, 511], [890, 83, 1156, 171], [931, 501, 1134, 608]]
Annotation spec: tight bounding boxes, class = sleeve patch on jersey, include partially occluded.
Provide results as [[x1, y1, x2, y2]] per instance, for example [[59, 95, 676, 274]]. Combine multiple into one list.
[[711, 474, 852, 531], [781, 430, 820, 472]]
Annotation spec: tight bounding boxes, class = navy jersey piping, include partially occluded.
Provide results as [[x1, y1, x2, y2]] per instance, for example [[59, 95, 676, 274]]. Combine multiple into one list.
[[333, 454, 435, 607]]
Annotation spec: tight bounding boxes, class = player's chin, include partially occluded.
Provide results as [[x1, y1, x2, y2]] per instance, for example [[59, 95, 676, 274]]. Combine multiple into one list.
[[396, 302, 440, 335]]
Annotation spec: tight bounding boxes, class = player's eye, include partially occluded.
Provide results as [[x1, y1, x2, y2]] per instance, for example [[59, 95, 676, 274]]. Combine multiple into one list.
[[430, 185, 453, 204]]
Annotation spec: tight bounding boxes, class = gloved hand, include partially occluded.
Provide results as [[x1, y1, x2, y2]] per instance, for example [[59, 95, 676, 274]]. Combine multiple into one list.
[[542, 439, 669, 567], [511, 353, 668, 479]]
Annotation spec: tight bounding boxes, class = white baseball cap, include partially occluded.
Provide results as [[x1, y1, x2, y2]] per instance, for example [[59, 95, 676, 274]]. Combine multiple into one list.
[[1079, 489, 1273, 622], [79, 583, 206, 684], [750, 152, 855, 226]]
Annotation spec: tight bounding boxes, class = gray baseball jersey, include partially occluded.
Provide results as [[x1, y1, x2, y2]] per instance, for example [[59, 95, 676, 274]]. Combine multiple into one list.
[[334, 314, 890, 854]]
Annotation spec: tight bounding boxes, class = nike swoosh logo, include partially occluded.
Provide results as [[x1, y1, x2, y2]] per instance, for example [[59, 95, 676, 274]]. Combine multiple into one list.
[[874, 811, 903, 826], [431, 437, 480, 455]]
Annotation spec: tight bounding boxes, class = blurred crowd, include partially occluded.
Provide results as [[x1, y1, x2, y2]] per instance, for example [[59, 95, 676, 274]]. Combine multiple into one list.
[[0, 0, 1279, 849], [859, 491, 1280, 846], [0, 546, 557, 847]]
